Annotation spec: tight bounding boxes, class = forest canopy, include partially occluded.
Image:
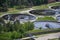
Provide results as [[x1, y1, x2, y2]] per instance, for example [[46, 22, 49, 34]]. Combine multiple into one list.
[[0, 0, 48, 12]]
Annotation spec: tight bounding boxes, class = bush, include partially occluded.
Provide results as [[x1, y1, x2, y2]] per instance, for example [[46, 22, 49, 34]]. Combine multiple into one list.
[[0, 31, 22, 39], [23, 22, 34, 31], [11, 31, 22, 39], [0, 21, 34, 39], [0, 32, 12, 40]]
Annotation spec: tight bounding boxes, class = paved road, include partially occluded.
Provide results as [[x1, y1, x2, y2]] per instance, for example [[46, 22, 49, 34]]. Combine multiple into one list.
[[35, 32, 60, 40]]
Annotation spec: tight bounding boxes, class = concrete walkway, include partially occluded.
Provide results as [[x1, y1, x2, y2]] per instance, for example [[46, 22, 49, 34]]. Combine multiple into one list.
[[20, 32, 60, 40], [35, 32, 60, 40]]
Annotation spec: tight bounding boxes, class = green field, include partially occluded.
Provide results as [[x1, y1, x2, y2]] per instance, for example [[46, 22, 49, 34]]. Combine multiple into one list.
[[32, 2, 60, 10], [37, 16, 56, 21]]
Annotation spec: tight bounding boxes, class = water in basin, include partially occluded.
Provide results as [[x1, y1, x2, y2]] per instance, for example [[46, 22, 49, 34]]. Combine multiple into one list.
[[2, 14, 36, 23], [34, 21, 60, 29], [29, 10, 55, 16]]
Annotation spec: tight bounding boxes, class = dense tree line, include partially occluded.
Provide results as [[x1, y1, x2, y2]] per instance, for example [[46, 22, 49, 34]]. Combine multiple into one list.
[[0, 0, 48, 12], [0, 18, 34, 39]]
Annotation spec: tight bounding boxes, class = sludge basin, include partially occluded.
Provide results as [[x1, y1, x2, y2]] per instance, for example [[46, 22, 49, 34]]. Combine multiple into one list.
[[29, 9, 55, 16], [34, 21, 60, 29], [50, 6, 60, 12], [51, 6, 60, 9], [1, 14, 36, 22]]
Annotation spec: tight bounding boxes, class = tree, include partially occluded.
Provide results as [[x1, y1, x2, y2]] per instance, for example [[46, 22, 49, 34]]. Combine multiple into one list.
[[23, 21, 34, 31], [0, 0, 8, 12]]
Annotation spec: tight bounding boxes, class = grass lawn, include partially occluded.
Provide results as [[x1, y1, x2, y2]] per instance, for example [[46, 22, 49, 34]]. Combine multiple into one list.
[[37, 16, 56, 21], [32, 2, 60, 10], [0, 8, 30, 16], [7, 8, 30, 13], [26, 28, 60, 36]]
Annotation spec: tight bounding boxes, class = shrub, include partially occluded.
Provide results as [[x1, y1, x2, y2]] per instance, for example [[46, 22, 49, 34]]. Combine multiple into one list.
[[0, 31, 22, 39], [23, 22, 34, 31]]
